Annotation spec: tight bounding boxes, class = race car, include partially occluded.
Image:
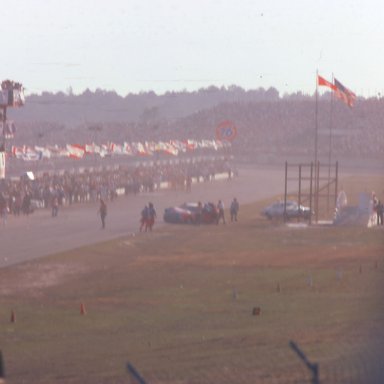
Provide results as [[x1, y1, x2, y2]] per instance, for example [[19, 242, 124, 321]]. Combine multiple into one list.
[[262, 200, 312, 220], [163, 202, 218, 224]]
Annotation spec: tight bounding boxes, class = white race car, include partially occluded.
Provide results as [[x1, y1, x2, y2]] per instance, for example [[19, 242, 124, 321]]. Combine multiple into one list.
[[262, 200, 312, 220]]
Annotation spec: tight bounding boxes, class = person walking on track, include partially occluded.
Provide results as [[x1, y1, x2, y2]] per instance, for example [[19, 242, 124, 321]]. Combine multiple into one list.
[[146, 202, 157, 231], [230, 197, 239, 222], [216, 199, 226, 225], [98, 199, 107, 229]]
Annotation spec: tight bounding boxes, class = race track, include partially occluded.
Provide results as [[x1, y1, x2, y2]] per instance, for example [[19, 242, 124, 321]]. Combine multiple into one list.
[[0, 165, 293, 268]]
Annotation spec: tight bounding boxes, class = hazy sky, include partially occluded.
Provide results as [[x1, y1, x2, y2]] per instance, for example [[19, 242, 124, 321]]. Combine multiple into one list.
[[2, 0, 383, 97]]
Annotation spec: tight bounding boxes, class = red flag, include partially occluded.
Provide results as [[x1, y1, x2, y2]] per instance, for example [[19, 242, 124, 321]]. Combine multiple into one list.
[[318, 75, 336, 91], [66, 144, 85, 159], [334, 78, 356, 107]]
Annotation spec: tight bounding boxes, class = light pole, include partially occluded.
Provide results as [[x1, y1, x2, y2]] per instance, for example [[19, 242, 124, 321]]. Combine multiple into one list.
[[0, 80, 25, 179]]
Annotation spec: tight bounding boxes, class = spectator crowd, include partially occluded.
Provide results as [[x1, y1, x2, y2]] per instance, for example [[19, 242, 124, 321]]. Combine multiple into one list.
[[0, 157, 233, 218]]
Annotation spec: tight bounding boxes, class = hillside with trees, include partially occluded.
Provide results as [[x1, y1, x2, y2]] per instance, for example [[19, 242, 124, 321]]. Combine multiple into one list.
[[6, 86, 384, 163]]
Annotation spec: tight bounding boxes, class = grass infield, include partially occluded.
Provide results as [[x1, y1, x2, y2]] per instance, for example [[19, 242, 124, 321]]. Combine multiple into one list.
[[0, 174, 383, 383]]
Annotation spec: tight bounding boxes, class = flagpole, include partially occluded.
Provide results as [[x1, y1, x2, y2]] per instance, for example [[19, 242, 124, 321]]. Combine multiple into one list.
[[328, 73, 334, 170], [314, 70, 319, 223], [327, 73, 334, 213], [315, 70, 319, 167]]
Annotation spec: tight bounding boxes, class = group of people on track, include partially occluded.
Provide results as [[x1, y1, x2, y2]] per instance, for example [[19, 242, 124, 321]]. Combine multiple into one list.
[[216, 197, 240, 225], [139, 203, 157, 232], [96, 199, 157, 231], [97, 197, 239, 231]]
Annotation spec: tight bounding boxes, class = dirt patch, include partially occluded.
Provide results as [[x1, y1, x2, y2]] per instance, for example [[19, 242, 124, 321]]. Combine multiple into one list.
[[0, 261, 86, 297]]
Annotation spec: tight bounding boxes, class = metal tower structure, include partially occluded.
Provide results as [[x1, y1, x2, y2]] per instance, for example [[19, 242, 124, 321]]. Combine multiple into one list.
[[0, 79, 25, 179]]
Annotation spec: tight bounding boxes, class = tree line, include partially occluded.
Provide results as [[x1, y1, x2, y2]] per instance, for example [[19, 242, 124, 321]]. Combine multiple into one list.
[[6, 86, 384, 161]]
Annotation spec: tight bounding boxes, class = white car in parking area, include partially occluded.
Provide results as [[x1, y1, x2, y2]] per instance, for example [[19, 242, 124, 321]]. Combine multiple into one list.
[[262, 200, 312, 220]]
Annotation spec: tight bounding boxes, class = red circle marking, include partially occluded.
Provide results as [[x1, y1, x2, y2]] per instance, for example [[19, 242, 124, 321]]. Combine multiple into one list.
[[216, 120, 237, 142]]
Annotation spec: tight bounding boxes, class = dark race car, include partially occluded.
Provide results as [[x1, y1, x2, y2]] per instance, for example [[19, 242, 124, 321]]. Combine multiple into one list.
[[163, 202, 218, 224], [262, 200, 312, 221]]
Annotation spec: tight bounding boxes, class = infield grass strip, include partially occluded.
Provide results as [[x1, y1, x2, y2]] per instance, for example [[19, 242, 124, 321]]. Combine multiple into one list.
[[0, 176, 383, 383]]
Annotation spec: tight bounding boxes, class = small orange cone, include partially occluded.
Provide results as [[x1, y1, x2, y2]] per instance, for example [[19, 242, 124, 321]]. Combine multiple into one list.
[[10, 310, 16, 323], [80, 303, 87, 315]]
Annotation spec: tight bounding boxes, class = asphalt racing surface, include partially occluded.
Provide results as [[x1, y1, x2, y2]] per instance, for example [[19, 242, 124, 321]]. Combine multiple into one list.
[[0, 166, 288, 268]]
